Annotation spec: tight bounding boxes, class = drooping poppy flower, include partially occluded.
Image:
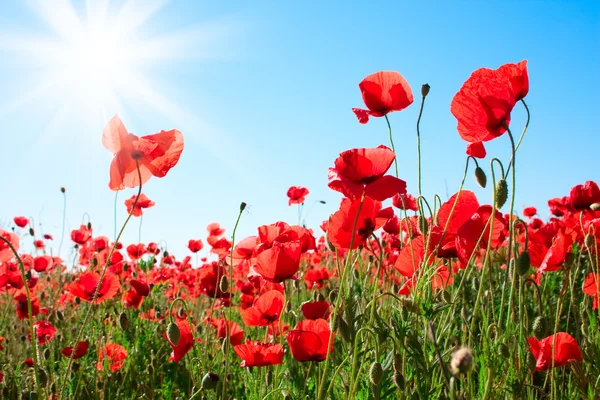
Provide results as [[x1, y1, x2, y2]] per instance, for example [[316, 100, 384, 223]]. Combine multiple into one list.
[[14, 216, 29, 228], [527, 333, 582, 371], [163, 319, 194, 362], [102, 115, 184, 191], [286, 318, 333, 362], [130, 279, 150, 297], [31, 321, 57, 345], [233, 340, 284, 368], [69, 272, 121, 304], [242, 290, 285, 327], [327, 197, 393, 250], [188, 239, 204, 253], [569, 181, 600, 210], [0, 229, 20, 263], [71, 225, 92, 245], [254, 241, 302, 283], [287, 186, 309, 205], [14, 290, 40, 320], [328, 145, 407, 201], [583, 272, 599, 310], [125, 193, 155, 217], [62, 341, 89, 359], [96, 344, 128, 372], [352, 71, 414, 124], [301, 301, 331, 320], [451, 61, 528, 145]]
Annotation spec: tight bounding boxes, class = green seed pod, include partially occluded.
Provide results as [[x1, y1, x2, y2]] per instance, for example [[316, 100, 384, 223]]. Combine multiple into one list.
[[202, 372, 219, 391], [392, 370, 405, 390], [369, 362, 384, 386], [219, 276, 229, 293], [474, 167, 487, 188], [167, 322, 181, 346], [532, 316, 548, 340], [495, 179, 508, 209], [118, 312, 129, 330], [515, 251, 531, 276]]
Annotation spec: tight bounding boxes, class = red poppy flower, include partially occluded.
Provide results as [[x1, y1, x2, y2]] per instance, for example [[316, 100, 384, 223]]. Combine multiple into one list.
[[125, 193, 155, 217], [71, 225, 92, 245], [31, 321, 57, 345], [548, 196, 573, 217], [14, 290, 40, 320], [569, 181, 600, 210], [0, 337, 4, 351], [327, 197, 393, 250], [254, 241, 302, 283], [130, 279, 150, 297], [466, 142, 486, 159], [328, 145, 407, 201], [352, 71, 414, 124], [207, 222, 226, 237], [14, 216, 29, 228], [62, 341, 89, 359], [69, 272, 121, 304], [96, 344, 128, 372], [286, 319, 332, 362], [583, 272, 599, 310], [122, 289, 143, 309], [301, 301, 331, 320], [102, 115, 184, 191], [527, 333, 582, 371], [163, 320, 194, 362], [451, 61, 528, 145], [43, 234, 53, 240], [188, 239, 204, 253], [455, 205, 507, 266], [523, 206, 537, 218], [197, 262, 229, 299], [126, 243, 146, 260], [216, 317, 245, 346], [538, 231, 572, 274], [233, 340, 284, 368], [23, 358, 34, 368], [0, 229, 20, 263], [304, 268, 331, 289], [242, 290, 285, 327], [392, 193, 418, 212], [287, 186, 309, 205]]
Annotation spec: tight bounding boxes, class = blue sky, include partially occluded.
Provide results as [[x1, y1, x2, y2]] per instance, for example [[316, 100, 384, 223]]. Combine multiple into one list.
[[1, 0, 598, 261]]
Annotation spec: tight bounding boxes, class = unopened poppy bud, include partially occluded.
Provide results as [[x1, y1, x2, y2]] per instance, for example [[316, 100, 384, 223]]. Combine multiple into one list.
[[516, 251, 531, 276], [57, 310, 64, 321], [29, 392, 38, 400], [163, 251, 169, 258], [60, 187, 66, 193], [532, 316, 548, 339], [119, 312, 129, 330], [418, 216, 428, 235], [495, 179, 508, 209], [393, 353, 402, 372], [584, 234, 595, 249], [474, 167, 487, 188], [240, 202, 247, 212], [353, 268, 360, 280], [369, 362, 384, 385], [317, 292, 326, 302], [29, 228, 35, 236], [202, 372, 220, 391], [526, 352, 537, 372], [319, 200, 326, 204], [450, 347, 473, 375], [219, 276, 229, 293], [328, 289, 338, 303], [591, 202, 600, 211], [326, 238, 336, 252], [177, 308, 185, 319], [336, 315, 351, 343], [87, 222, 92, 230], [167, 322, 180, 346], [421, 83, 430, 98], [43, 348, 50, 360], [392, 370, 405, 390], [39, 368, 48, 386]]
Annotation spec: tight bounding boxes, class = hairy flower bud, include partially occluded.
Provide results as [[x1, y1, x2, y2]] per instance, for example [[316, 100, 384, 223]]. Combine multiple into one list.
[[369, 362, 384, 385], [532, 316, 548, 340], [418, 216, 428, 236], [202, 372, 220, 391], [495, 179, 508, 209], [119, 312, 129, 330], [167, 322, 180, 346], [515, 251, 531, 276], [474, 167, 487, 188], [421, 83, 430, 98], [219, 276, 229, 293]]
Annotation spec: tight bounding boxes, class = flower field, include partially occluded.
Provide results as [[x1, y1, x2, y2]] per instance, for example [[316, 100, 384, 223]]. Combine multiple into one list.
[[1, 61, 599, 400]]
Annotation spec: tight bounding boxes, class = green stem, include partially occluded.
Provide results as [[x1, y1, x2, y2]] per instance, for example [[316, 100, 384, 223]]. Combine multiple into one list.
[[416, 92, 427, 195], [385, 115, 399, 178]]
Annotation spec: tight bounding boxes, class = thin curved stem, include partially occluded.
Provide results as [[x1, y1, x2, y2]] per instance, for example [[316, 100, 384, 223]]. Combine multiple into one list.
[[416, 93, 427, 195], [505, 99, 530, 177], [385, 115, 399, 178], [58, 189, 67, 257]]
